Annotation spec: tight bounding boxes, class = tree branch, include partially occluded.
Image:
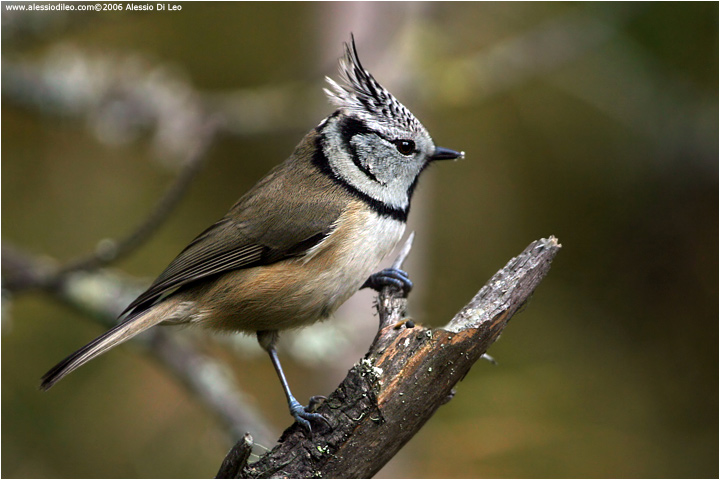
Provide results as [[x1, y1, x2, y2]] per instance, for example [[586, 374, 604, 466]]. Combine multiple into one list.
[[221, 236, 561, 478]]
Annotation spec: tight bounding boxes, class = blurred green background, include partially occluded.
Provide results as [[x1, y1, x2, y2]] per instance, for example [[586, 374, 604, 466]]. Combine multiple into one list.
[[2, 2, 717, 478]]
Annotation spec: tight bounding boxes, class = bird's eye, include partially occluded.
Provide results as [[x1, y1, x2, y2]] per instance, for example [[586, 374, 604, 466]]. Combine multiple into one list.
[[394, 139, 415, 156]]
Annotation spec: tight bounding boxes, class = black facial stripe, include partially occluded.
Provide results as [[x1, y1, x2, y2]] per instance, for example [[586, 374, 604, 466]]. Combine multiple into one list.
[[311, 133, 408, 223], [338, 115, 376, 140], [331, 112, 409, 147], [338, 114, 410, 148], [338, 116, 383, 184]]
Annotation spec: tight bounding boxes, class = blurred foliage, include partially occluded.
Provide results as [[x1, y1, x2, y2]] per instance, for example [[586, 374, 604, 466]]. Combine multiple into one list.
[[2, 2, 717, 478]]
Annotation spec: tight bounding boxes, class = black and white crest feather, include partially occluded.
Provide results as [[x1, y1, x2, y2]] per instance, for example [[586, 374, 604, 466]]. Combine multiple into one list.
[[325, 36, 425, 135]]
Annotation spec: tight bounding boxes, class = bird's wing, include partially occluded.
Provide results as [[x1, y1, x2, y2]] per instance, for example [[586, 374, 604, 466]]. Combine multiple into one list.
[[122, 155, 347, 317]]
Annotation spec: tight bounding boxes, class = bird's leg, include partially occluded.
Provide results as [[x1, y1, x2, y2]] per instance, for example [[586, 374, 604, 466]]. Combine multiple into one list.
[[257, 330, 330, 432], [362, 267, 413, 297]]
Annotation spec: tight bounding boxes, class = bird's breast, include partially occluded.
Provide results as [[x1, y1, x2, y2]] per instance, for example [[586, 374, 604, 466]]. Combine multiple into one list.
[[196, 200, 405, 333], [300, 200, 406, 306]]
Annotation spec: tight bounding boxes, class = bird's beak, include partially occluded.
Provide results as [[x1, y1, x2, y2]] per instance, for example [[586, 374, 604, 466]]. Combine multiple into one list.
[[431, 146, 465, 161]]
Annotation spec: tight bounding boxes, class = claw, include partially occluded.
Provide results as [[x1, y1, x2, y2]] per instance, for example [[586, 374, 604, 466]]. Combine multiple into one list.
[[307, 395, 327, 412], [362, 267, 413, 296], [289, 398, 330, 432]]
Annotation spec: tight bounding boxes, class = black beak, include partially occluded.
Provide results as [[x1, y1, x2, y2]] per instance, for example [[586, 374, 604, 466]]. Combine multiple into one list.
[[431, 146, 464, 161]]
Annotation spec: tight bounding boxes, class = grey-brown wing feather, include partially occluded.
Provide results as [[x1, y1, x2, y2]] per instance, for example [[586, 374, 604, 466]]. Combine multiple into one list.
[[121, 220, 264, 316], [122, 142, 347, 317]]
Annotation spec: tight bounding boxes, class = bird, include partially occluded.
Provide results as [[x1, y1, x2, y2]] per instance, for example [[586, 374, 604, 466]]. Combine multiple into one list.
[[40, 36, 464, 431]]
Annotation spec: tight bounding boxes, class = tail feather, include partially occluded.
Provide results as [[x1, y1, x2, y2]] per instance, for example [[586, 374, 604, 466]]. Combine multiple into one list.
[[40, 312, 163, 391]]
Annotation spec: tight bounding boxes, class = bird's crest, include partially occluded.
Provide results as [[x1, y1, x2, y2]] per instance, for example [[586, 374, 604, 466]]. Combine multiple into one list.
[[324, 35, 424, 134]]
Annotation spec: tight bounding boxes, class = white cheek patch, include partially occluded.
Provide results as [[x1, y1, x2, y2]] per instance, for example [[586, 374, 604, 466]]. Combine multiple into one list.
[[322, 118, 427, 212]]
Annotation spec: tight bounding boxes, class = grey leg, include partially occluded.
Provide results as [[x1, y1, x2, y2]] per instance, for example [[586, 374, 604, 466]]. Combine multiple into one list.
[[257, 330, 329, 432]]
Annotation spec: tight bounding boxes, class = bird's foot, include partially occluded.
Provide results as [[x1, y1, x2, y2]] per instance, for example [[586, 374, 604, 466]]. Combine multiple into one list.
[[288, 397, 330, 432], [362, 268, 413, 296]]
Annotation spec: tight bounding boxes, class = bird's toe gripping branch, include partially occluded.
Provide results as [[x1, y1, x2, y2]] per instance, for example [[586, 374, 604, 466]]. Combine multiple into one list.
[[362, 268, 413, 297]]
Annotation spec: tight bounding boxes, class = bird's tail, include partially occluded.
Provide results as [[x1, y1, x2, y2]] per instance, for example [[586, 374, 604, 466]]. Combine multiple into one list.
[[40, 309, 164, 391]]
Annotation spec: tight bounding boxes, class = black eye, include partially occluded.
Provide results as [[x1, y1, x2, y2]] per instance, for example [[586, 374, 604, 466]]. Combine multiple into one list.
[[394, 139, 415, 156]]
